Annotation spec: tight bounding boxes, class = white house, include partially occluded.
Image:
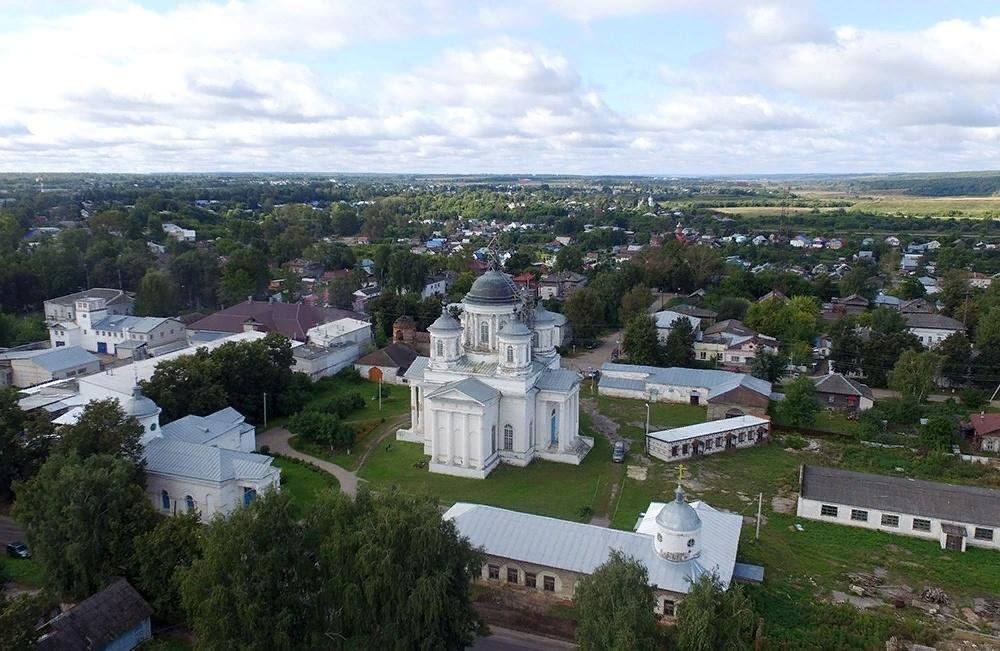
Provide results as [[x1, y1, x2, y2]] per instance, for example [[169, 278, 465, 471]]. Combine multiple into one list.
[[398, 271, 592, 479], [646, 415, 770, 463], [653, 310, 700, 341], [44, 288, 134, 323], [293, 318, 374, 380], [796, 465, 999, 552], [445, 486, 762, 617], [163, 223, 196, 242], [421, 273, 450, 299], [48, 296, 184, 356], [903, 313, 964, 348], [0, 346, 100, 388]]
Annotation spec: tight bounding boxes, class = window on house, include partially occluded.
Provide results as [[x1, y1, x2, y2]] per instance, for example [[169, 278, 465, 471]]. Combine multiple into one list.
[[506, 345, 514, 364], [662, 599, 675, 616], [705, 439, 712, 450], [700, 352, 706, 359], [480, 322, 489, 344], [507, 568, 519, 583], [912, 518, 931, 532], [488, 565, 500, 580], [543, 575, 555, 592], [828, 395, 835, 403], [974, 527, 994, 541], [160, 490, 169, 510], [491, 425, 497, 453], [525, 573, 537, 588], [738, 432, 745, 442], [185, 495, 195, 512], [851, 509, 868, 522], [881, 514, 900, 528], [820, 505, 838, 517], [243, 487, 257, 506], [671, 445, 678, 457], [436, 340, 443, 357], [715, 436, 722, 447], [503, 424, 514, 451], [681, 443, 689, 455]]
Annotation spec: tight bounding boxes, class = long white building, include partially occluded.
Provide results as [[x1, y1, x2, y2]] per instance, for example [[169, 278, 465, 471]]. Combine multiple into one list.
[[646, 415, 770, 463], [796, 465, 999, 552]]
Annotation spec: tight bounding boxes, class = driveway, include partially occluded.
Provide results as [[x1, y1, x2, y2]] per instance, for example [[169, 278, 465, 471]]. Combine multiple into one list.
[[562, 329, 622, 375], [257, 427, 360, 496], [471, 627, 575, 650], [0, 515, 26, 546]]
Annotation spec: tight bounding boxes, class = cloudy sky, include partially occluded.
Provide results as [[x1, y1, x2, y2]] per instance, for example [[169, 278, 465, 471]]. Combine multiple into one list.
[[1, 0, 998, 174]]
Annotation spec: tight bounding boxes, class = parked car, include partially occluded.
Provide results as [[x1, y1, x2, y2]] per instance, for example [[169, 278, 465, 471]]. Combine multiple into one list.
[[612, 441, 626, 463], [6, 541, 30, 559]]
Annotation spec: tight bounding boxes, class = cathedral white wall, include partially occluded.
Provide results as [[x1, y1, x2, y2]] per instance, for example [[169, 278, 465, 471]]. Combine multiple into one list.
[[146, 471, 280, 523]]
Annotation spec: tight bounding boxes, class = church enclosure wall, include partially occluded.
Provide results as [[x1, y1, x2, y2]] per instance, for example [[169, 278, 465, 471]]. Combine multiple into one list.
[[354, 363, 408, 384], [796, 496, 1000, 552]]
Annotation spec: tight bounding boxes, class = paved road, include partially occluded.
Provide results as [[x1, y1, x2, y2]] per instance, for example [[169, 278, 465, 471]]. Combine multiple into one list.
[[562, 329, 622, 375], [257, 427, 361, 496], [0, 515, 25, 546], [471, 627, 575, 650]]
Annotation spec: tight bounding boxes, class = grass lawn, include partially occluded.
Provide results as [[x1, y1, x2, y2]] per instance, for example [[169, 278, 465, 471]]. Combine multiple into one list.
[[305, 375, 409, 424], [274, 457, 339, 514], [359, 412, 624, 522], [287, 415, 402, 471], [1, 556, 45, 588]]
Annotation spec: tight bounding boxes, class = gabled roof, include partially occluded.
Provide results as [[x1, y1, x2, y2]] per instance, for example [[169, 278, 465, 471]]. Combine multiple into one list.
[[967, 412, 1000, 437], [160, 407, 250, 445], [703, 319, 755, 337], [37, 578, 151, 651], [903, 313, 964, 331], [428, 377, 500, 404], [758, 290, 788, 303], [144, 437, 276, 482], [599, 363, 772, 400], [535, 368, 581, 392], [355, 342, 418, 371], [812, 373, 873, 399], [672, 304, 718, 319], [92, 314, 177, 334], [45, 288, 133, 307], [445, 500, 745, 594], [0, 346, 97, 372], [187, 300, 366, 341], [899, 298, 935, 314], [800, 465, 1000, 528]]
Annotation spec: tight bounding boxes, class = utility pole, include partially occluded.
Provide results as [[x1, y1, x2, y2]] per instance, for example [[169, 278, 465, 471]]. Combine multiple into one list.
[[378, 375, 383, 411], [645, 402, 650, 455], [263, 392, 268, 429], [755, 492, 763, 540]]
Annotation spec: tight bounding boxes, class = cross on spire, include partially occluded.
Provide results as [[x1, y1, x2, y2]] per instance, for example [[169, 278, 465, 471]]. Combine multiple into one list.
[[676, 464, 687, 483], [485, 233, 503, 271]]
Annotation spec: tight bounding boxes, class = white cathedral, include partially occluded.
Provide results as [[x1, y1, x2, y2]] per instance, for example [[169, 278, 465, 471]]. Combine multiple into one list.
[[397, 270, 593, 478]]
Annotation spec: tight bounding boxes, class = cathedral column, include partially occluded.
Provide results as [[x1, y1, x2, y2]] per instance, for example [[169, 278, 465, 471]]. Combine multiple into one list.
[[429, 409, 438, 461], [465, 414, 474, 468], [476, 416, 484, 468], [410, 386, 418, 430]]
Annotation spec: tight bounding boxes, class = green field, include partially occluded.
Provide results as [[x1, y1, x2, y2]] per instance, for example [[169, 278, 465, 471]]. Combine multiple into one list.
[[304, 375, 410, 424], [273, 456, 339, 515], [849, 196, 1000, 218], [359, 412, 623, 522], [1, 556, 45, 588]]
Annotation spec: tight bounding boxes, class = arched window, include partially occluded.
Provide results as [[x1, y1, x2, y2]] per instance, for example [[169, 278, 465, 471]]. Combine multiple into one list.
[[185, 495, 195, 512], [160, 490, 169, 510], [503, 424, 514, 451], [436, 340, 444, 357], [550, 408, 558, 446], [506, 345, 514, 364], [480, 322, 489, 345], [491, 425, 497, 453]]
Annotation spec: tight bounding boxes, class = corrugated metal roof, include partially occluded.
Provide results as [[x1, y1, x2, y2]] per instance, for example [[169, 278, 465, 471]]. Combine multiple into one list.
[[648, 415, 769, 443], [404, 356, 429, 380], [144, 437, 275, 482], [445, 500, 743, 594], [535, 368, 580, 392], [600, 363, 771, 400], [91, 314, 175, 334], [160, 407, 250, 445], [801, 465, 1000, 527], [428, 378, 500, 404], [0, 346, 97, 372]]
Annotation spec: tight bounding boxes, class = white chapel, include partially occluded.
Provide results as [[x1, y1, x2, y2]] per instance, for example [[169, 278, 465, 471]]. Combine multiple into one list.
[[397, 270, 593, 478]]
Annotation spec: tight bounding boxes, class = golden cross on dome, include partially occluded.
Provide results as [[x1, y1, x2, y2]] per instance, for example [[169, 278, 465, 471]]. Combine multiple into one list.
[[677, 464, 687, 482]]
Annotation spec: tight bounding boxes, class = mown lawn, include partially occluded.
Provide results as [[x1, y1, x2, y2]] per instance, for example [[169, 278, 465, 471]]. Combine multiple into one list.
[[1, 556, 44, 588], [595, 394, 707, 432], [274, 457, 339, 514], [359, 412, 623, 522], [287, 414, 403, 471], [305, 375, 409, 424]]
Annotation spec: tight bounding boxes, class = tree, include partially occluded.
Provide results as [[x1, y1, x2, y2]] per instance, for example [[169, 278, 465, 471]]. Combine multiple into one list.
[[888, 350, 942, 403], [55, 399, 144, 468], [0, 592, 50, 650], [713, 296, 750, 321], [288, 411, 353, 451], [862, 330, 922, 387], [751, 350, 787, 383], [135, 269, 179, 316], [0, 388, 53, 499], [675, 572, 755, 651], [141, 349, 227, 422], [939, 269, 970, 316], [14, 453, 155, 599], [838, 264, 877, 300], [920, 415, 954, 452], [623, 314, 662, 366], [662, 317, 695, 367], [169, 249, 219, 308], [504, 251, 533, 274], [896, 276, 926, 300], [976, 306, 1000, 351], [574, 551, 659, 651], [775, 376, 820, 427], [829, 319, 863, 375], [618, 285, 654, 326], [131, 512, 201, 622], [745, 296, 818, 346], [554, 245, 583, 273], [938, 332, 972, 387], [563, 288, 604, 340]]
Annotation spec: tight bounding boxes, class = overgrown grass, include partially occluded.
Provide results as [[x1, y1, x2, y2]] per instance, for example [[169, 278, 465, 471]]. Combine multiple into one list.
[[273, 456, 339, 514], [304, 375, 410, 424], [359, 412, 622, 522], [1, 557, 44, 588], [288, 417, 388, 470]]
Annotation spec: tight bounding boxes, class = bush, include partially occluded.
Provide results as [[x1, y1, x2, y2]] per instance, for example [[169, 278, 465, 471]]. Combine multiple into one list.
[[335, 366, 361, 381], [960, 387, 988, 410], [311, 391, 366, 419], [259, 445, 270, 455], [288, 411, 354, 450], [783, 434, 807, 450]]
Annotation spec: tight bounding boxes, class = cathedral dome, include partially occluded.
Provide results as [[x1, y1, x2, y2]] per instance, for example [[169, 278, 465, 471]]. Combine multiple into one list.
[[125, 386, 160, 419], [464, 271, 518, 306], [655, 485, 702, 532], [428, 310, 461, 332], [534, 304, 556, 324]]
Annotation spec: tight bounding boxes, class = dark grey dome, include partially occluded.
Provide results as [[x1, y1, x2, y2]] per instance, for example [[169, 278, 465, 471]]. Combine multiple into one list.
[[464, 271, 517, 306], [655, 485, 702, 532], [428, 311, 461, 332]]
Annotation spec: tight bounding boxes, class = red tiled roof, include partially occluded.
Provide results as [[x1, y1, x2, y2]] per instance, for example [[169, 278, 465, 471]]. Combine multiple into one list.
[[969, 412, 1000, 437], [187, 300, 367, 341]]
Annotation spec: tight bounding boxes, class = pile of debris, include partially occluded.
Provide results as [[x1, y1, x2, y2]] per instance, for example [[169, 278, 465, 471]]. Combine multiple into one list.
[[847, 572, 885, 597], [920, 587, 949, 605]]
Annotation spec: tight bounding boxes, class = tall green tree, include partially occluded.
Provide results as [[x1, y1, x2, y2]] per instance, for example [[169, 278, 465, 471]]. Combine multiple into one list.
[[0, 388, 53, 499], [554, 245, 583, 273], [775, 376, 820, 427], [135, 269, 179, 316], [131, 512, 202, 622], [14, 454, 155, 599], [939, 269, 970, 316], [662, 317, 695, 367], [563, 288, 604, 340], [574, 551, 659, 651], [888, 350, 942, 403], [0, 592, 50, 651], [675, 573, 755, 651], [55, 399, 144, 468], [618, 285, 654, 326], [937, 332, 972, 387], [750, 349, 787, 383], [920, 415, 955, 452], [623, 314, 662, 366]]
